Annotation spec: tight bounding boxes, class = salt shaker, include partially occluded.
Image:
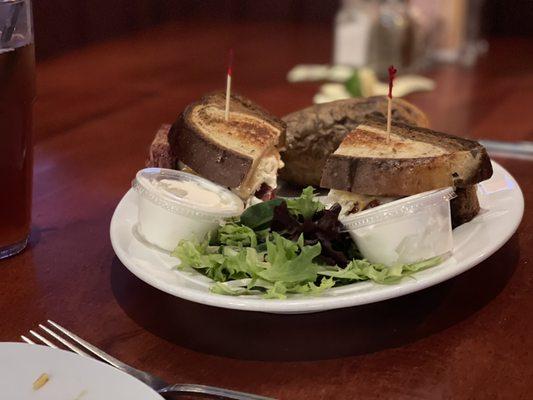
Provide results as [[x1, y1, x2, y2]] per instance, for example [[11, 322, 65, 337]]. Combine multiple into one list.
[[333, 0, 377, 67]]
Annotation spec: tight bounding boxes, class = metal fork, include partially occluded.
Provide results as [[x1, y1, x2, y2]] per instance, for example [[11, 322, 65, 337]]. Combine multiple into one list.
[[22, 320, 274, 400]]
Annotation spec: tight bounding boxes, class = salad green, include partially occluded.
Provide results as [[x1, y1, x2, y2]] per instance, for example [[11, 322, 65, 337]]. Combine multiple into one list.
[[172, 187, 441, 299]]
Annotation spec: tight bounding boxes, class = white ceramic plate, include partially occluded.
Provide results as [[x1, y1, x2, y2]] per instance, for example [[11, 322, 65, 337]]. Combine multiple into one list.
[[0, 343, 163, 400], [110, 161, 524, 314]]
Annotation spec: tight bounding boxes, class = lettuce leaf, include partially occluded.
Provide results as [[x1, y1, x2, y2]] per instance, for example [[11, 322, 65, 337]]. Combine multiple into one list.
[[239, 198, 284, 230], [259, 233, 321, 284], [173, 204, 443, 298], [217, 222, 258, 247], [211, 282, 259, 296], [239, 186, 324, 230], [172, 240, 227, 281], [212, 276, 336, 299], [318, 256, 441, 284], [286, 186, 325, 220], [289, 277, 336, 295], [222, 247, 266, 278], [252, 276, 335, 299]]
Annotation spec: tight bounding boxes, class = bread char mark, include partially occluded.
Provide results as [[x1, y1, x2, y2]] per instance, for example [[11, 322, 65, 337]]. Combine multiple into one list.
[[362, 119, 484, 154], [195, 106, 280, 155], [169, 91, 286, 194], [170, 115, 252, 188], [279, 96, 430, 187], [338, 125, 448, 158]]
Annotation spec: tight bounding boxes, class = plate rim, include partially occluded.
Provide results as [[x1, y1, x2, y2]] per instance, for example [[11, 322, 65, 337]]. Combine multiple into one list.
[[110, 161, 524, 314]]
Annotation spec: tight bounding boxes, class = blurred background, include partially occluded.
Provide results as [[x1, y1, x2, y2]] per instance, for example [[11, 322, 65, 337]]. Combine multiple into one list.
[[33, 0, 532, 60], [31, 0, 533, 145]]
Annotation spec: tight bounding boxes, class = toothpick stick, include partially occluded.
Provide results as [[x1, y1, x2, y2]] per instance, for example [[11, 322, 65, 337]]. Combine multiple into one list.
[[387, 95, 392, 138], [225, 74, 231, 121], [387, 65, 397, 142], [225, 48, 234, 121]]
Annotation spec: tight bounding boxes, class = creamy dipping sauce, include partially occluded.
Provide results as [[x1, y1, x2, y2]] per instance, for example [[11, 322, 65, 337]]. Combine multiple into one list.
[[133, 168, 244, 251], [157, 179, 225, 209]]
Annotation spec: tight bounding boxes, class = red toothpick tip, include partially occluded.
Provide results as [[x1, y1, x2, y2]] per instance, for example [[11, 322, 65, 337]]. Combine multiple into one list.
[[388, 65, 397, 99], [227, 48, 234, 77]]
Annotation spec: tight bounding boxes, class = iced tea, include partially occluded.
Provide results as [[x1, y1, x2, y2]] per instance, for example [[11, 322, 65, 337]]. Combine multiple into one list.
[[0, 41, 35, 257]]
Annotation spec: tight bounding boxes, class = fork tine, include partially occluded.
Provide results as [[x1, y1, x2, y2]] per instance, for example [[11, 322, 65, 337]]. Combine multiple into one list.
[[46, 320, 127, 370], [21, 335, 35, 344], [29, 329, 59, 348], [38, 324, 89, 357]]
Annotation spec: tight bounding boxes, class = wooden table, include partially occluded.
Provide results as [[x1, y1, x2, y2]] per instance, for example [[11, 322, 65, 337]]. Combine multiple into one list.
[[1, 21, 532, 399]]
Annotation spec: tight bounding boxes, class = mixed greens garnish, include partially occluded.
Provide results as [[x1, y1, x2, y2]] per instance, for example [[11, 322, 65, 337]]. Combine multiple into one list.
[[173, 187, 440, 299]]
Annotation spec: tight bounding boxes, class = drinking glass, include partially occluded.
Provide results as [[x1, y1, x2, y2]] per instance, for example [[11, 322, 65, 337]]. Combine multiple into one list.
[[0, 0, 35, 259]]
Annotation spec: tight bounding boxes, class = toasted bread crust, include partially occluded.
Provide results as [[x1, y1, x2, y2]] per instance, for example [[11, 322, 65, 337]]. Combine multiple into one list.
[[451, 185, 480, 228], [359, 118, 488, 155], [202, 91, 286, 147], [170, 113, 252, 188], [321, 121, 493, 196], [321, 155, 452, 196], [280, 96, 429, 186], [169, 91, 286, 188], [145, 124, 177, 169]]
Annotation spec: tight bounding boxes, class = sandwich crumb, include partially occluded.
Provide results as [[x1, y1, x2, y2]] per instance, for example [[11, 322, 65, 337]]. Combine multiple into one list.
[[32, 373, 49, 390]]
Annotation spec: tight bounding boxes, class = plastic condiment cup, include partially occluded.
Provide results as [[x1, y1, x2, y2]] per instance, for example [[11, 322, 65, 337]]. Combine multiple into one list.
[[340, 188, 457, 266], [132, 168, 244, 251]]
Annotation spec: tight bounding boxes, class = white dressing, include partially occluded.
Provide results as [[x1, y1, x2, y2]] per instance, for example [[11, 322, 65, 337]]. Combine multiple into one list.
[[133, 168, 243, 251], [157, 179, 225, 209]]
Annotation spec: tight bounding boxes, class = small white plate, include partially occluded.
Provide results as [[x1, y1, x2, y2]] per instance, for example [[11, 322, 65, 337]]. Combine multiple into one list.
[[110, 161, 524, 314], [0, 343, 163, 400]]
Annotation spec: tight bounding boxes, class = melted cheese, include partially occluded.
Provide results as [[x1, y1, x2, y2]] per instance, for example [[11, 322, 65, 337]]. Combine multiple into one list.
[[328, 189, 399, 216], [232, 150, 284, 199], [178, 152, 284, 201]]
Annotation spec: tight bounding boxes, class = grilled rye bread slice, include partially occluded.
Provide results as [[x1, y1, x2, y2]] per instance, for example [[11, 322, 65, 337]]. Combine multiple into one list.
[[321, 121, 493, 197], [451, 185, 480, 228], [281, 96, 429, 186], [145, 124, 176, 169], [169, 91, 286, 199]]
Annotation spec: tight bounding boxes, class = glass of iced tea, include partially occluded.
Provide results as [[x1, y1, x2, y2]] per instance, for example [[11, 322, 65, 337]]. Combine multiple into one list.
[[0, 0, 35, 259]]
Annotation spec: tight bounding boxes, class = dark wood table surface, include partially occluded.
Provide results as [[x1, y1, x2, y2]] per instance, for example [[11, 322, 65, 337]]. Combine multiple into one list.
[[1, 21, 532, 399]]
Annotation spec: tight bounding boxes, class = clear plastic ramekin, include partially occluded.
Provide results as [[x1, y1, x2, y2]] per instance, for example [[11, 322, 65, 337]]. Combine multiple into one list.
[[340, 188, 456, 266], [132, 168, 244, 251]]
